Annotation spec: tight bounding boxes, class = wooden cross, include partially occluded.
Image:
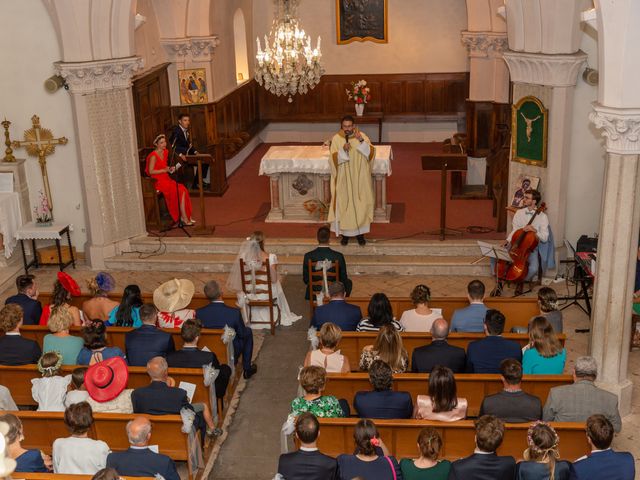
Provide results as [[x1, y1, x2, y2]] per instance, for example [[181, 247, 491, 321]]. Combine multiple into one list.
[[11, 115, 67, 212]]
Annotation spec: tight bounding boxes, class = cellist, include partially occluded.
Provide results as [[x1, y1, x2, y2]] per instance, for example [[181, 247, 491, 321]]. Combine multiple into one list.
[[496, 189, 549, 296]]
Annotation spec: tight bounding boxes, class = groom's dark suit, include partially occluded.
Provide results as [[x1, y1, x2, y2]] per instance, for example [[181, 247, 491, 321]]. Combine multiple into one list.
[[302, 246, 352, 300]]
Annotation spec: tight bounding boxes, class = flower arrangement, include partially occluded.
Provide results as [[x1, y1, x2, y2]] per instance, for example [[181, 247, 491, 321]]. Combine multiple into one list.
[[303, 199, 328, 220], [33, 190, 53, 226], [346, 79, 371, 104]]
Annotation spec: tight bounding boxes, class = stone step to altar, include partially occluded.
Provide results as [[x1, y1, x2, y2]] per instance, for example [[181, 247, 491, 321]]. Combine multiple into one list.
[[104, 250, 491, 276], [126, 235, 485, 257]]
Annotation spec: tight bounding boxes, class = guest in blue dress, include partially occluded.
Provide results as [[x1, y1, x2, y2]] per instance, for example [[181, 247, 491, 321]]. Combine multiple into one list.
[[42, 305, 84, 365], [76, 320, 126, 365], [522, 317, 566, 374], [0, 413, 50, 472], [337, 419, 402, 480], [517, 422, 570, 479], [105, 285, 143, 327]]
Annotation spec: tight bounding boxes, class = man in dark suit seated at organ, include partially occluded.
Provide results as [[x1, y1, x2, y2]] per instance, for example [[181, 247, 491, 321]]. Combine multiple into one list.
[[354, 360, 413, 419], [166, 319, 231, 398], [411, 318, 466, 373], [277, 412, 338, 480], [303, 226, 352, 300]]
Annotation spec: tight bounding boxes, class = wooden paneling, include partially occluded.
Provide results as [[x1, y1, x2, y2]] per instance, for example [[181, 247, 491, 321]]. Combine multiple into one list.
[[259, 73, 469, 122], [132, 63, 172, 149]]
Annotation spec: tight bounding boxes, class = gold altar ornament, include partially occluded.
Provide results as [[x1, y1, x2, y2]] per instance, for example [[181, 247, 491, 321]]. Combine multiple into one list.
[[11, 115, 67, 212], [1, 119, 16, 162]]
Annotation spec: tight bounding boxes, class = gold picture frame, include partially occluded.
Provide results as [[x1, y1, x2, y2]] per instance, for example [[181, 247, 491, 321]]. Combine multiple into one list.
[[178, 68, 208, 105], [511, 95, 548, 167], [336, 0, 388, 45]]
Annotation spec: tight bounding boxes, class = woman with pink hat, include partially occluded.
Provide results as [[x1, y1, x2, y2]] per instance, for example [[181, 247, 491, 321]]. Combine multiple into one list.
[[39, 272, 82, 327], [83, 357, 133, 413]]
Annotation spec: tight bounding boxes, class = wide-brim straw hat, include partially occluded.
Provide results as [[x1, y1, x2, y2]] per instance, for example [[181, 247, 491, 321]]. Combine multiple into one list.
[[85, 357, 129, 403], [153, 278, 195, 313], [0, 422, 17, 477]]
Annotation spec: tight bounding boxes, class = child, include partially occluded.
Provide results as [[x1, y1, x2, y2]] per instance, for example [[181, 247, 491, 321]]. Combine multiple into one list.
[[64, 367, 89, 407], [31, 352, 71, 411]]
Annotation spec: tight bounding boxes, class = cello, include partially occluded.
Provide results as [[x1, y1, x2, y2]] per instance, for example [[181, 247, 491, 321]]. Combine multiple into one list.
[[495, 202, 547, 283]]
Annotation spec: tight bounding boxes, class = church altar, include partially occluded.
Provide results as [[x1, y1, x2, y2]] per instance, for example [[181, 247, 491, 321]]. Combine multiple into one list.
[[259, 145, 393, 223]]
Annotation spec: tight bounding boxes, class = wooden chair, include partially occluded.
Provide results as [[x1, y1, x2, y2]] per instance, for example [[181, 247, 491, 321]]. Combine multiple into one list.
[[139, 147, 171, 230], [239, 257, 281, 335], [307, 258, 340, 318]]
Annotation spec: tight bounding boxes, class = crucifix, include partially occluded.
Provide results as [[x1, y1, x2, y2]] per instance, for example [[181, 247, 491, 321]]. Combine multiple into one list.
[[11, 115, 68, 213]]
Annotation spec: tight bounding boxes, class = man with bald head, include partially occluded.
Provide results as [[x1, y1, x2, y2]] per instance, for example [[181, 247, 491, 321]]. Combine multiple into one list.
[[106, 416, 179, 480], [410, 318, 466, 373], [131, 357, 191, 415]]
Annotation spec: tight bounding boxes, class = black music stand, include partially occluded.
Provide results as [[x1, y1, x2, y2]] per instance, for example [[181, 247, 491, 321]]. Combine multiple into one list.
[[559, 240, 592, 316]]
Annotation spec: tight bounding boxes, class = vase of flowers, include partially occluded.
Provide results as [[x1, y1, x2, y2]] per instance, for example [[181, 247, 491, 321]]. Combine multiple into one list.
[[346, 79, 371, 117], [303, 199, 328, 221], [33, 191, 53, 226]]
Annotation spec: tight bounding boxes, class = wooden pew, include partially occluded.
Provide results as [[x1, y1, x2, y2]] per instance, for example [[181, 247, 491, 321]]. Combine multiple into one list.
[[19, 326, 232, 369], [323, 373, 573, 417], [12, 411, 197, 478], [0, 365, 215, 416], [315, 418, 589, 460], [37, 292, 539, 331], [336, 332, 567, 371]]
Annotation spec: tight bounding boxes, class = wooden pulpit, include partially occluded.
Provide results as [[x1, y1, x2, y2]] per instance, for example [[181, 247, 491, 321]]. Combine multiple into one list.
[[421, 152, 467, 240]]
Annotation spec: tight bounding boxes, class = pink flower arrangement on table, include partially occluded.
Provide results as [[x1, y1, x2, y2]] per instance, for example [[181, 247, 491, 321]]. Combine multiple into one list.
[[33, 190, 53, 225], [346, 79, 371, 104]]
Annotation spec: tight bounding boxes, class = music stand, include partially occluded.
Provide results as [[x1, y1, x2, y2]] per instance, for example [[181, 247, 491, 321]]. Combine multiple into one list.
[[475, 241, 511, 295], [559, 239, 592, 316]]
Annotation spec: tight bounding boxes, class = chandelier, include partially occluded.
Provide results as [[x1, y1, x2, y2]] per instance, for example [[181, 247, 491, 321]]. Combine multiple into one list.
[[255, 0, 324, 103]]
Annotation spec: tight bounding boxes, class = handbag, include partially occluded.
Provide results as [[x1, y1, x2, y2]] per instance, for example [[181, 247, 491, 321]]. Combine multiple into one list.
[[384, 456, 397, 480]]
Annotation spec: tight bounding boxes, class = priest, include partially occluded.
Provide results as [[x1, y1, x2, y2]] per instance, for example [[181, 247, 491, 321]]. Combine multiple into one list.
[[328, 115, 375, 246]]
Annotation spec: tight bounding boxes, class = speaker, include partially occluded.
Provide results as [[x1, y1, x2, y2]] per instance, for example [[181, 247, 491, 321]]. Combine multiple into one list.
[[577, 235, 598, 253]]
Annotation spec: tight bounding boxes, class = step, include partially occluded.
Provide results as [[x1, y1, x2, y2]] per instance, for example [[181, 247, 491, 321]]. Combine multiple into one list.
[[104, 251, 492, 276], [127, 235, 485, 257]]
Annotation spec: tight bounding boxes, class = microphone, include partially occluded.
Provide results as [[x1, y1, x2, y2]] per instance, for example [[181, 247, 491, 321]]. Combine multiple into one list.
[[345, 131, 350, 142]]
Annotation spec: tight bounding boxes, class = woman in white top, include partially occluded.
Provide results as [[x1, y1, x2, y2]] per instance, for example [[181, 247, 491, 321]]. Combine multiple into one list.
[[52, 402, 110, 474], [304, 322, 351, 373], [153, 278, 196, 329], [399, 284, 442, 332], [31, 352, 71, 412], [227, 231, 302, 328]]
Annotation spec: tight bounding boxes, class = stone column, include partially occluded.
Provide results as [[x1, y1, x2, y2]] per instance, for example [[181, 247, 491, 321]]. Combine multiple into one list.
[[55, 56, 146, 268], [266, 175, 283, 221], [588, 105, 640, 415]]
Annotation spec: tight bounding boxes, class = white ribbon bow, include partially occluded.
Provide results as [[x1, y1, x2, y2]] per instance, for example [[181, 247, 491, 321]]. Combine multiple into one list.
[[221, 325, 237, 375], [236, 292, 250, 326], [307, 327, 320, 350], [180, 407, 196, 434], [246, 260, 263, 294], [280, 414, 296, 454], [202, 363, 220, 424], [314, 259, 333, 300]]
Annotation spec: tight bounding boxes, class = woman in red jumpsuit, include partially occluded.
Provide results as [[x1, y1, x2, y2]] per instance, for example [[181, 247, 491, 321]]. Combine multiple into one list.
[[146, 134, 194, 225]]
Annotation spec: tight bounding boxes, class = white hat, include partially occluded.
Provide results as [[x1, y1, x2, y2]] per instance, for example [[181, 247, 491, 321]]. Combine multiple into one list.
[[0, 422, 17, 478], [153, 278, 195, 313]]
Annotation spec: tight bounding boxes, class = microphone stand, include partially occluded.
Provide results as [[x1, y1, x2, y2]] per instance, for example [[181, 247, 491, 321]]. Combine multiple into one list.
[[161, 132, 191, 237]]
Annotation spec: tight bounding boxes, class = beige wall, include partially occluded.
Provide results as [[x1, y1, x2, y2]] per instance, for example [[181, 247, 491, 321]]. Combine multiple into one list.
[[252, 0, 469, 75], [135, 0, 168, 74]]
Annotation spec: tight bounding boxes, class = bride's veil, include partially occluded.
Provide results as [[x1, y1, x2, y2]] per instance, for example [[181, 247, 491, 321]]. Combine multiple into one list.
[[226, 237, 262, 292]]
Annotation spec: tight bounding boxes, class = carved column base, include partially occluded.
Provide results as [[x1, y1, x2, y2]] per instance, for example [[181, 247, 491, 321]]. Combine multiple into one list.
[[373, 174, 391, 223], [265, 175, 283, 221]]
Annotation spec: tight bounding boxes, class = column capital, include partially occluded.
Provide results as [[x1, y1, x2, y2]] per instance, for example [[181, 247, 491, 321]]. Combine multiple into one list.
[[160, 36, 220, 62], [590, 103, 640, 154], [54, 56, 144, 95], [502, 50, 587, 87], [160, 38, 192, 61], [190, 35, 220, 62], [461, 31, 508, 58]]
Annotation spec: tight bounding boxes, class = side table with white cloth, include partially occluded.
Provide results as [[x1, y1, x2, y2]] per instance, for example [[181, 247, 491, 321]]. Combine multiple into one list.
[[0, 192, 22, 259], [15, 223, 75, 274], [259, 145, 393, 223]]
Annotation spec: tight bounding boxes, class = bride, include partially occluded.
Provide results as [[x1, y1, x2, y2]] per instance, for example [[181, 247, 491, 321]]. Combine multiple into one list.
[[227, 231, 302, 329]]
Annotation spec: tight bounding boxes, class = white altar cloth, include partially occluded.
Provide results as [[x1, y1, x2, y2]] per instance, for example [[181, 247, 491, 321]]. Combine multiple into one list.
[[259, 145, 393, 176], [0, 192, 22, 258]]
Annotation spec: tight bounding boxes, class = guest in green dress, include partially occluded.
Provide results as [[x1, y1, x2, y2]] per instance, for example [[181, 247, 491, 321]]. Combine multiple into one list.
[[400, 427, 451, 480], [42, 305, 84, 365], [522, 317, 566, 374], [290, 365, 345, 417]]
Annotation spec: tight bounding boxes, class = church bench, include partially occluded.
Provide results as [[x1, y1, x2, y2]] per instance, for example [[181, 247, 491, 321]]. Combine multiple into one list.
[[11, 411, 199, 478], [37, 292, 539, 331], [336, 332, 567, 372], [313, 418, 589, 460], [323, 373, 573, 417], [0, 365, 220, 420], [19, 326, 231, 369], [17, 475, 154, 480]]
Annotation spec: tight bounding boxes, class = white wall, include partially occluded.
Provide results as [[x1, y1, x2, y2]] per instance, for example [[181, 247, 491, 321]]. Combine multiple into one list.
[[252, 0, 469, 75], [564, 28, 604, 245], [0, 0, 87, 250]]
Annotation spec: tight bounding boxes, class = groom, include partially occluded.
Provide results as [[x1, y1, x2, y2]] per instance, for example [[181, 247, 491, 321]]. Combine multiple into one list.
[[303, 226, 352, 300], [328, 115, 375, 246]]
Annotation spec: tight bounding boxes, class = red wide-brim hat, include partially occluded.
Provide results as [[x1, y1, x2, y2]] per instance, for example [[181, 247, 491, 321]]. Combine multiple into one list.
[[84, 356, 129, 403], [57, 271, 81, 297]]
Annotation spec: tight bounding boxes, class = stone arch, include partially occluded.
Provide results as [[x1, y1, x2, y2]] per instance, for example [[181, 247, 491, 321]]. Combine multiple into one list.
[[233, 8, 250, 83]]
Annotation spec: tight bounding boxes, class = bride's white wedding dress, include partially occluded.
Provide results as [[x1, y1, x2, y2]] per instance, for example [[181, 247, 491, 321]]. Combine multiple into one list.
[[227, 240, 302, 330]]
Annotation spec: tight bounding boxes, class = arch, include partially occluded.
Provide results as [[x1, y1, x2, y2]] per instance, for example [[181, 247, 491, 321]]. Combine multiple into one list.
[[233, 8, 249, 84]]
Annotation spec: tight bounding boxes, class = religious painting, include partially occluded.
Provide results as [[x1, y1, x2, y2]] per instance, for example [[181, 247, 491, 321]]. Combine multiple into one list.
[[511, 96, 548, 167], [336, 0, 388, 44], [511, 174, 540, 208], [178, 68, 208, 105]]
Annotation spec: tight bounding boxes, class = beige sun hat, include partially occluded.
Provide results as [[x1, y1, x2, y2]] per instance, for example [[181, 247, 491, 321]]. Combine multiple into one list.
[[153, 278, 195, 313], [0, 422, 17, 478]]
